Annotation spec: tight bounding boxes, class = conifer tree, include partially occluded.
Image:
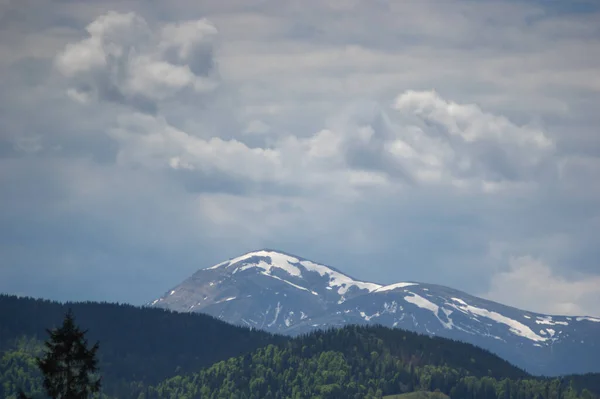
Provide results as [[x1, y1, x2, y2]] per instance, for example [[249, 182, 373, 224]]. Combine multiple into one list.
[[36, 309, 101, 399]]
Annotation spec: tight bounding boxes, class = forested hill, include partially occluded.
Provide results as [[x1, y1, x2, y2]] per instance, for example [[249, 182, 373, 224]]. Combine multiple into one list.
[[0, 294, 283, 394], [152, 325, 599, 399]]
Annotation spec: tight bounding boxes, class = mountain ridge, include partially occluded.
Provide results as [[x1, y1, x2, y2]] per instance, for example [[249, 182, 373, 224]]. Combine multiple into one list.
[[149, 249, 600, 376]]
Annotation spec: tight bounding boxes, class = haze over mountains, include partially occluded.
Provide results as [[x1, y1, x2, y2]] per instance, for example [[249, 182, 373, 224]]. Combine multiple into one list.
[[150, 250, 600, 377]]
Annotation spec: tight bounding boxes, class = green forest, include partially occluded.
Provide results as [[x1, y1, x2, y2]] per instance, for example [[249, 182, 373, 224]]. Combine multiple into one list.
[[1, 295, 599, 399]]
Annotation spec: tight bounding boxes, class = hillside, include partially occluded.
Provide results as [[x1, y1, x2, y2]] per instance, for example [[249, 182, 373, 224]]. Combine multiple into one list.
[[151, 325, 599, 399], [0, 294, 283, 397]]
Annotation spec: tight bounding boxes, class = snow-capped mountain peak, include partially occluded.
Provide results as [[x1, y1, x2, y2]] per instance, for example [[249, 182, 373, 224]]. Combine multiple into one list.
[[149, 250, 600, 376], [207, 249, 305, 276], [206, 249, 381, 296]]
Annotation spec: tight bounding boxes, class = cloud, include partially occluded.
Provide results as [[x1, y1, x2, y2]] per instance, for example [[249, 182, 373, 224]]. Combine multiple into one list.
[[391, 90, 555, 187], [311, 91, 554, 190], [485, 256, 600, 316], [110, 112, 284, 184], [55, 11, 219, 113], [101, 88, 554, 199], [0, 0, 599, 316]]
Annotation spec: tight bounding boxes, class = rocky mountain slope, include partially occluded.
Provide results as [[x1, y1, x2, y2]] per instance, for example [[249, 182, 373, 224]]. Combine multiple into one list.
[[149, 249, 600, 376]]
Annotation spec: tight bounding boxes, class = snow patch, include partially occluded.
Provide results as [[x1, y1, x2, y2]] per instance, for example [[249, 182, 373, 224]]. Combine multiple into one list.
[[215, 296, 237, 304], [170, 290, 176, 295], [259, 271, 318, 295], [268, 302, 282, 327], [404, 293, 453, 329], [405, 293, 438, 313], [360, 311, 381, 321], [383, 301, 398, 314], [207, 260, 229, 269], [285, 311, 294, 327], [241, 318, 253, 327], [239, 259, 301, 276], [447, 301, 547, 342], [576, 316, 600, 323], [450, 297, 467, 306], [298, 259, 381, 295], [536, 316, 568, 326], [375, 282, 418, 292]]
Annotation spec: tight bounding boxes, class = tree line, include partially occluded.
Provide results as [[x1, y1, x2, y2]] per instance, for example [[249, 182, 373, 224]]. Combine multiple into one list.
[[149, 326, 600, 399]]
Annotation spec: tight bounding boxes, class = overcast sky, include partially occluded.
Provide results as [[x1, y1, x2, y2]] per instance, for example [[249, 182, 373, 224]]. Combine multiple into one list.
[[1, 0, 599, 316]]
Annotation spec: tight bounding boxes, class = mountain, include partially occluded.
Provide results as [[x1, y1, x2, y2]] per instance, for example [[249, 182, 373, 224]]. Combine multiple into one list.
[[149, 249, 600, 376]]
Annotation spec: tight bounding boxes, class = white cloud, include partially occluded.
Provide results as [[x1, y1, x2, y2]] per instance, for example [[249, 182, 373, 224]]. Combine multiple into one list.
[[126, 56, 216, 99], [389, 90, 555, 187], [485, 256, 600, 316], [103, 89, 554, 197], [55, 11, 219, 109], [110, 113, 284, 183], [158, 18, 218, 63], [56, 12, 150, 76], [393, 90, 552, 148]]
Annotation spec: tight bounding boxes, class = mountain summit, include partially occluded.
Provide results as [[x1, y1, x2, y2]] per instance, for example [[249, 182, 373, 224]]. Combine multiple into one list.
[[149, 249, 600, 376]]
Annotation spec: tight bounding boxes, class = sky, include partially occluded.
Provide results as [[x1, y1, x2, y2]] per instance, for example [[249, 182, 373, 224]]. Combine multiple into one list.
[[1, 0, 599, 317]]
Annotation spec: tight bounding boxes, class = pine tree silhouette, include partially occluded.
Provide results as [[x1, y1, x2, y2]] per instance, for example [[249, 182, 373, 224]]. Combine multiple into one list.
[[35, 309, 102, 399]]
